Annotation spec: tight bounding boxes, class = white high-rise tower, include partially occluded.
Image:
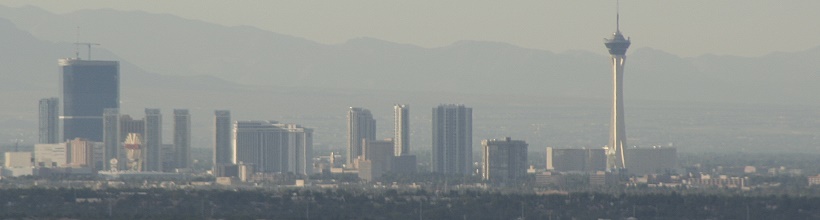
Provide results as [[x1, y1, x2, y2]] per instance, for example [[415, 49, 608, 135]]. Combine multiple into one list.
[[604, 1, 631, 169], [394, 104, 409, 156]]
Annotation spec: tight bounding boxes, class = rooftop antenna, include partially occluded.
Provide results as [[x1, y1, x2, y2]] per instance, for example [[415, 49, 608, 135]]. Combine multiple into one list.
[[74, 26, 101, 60], [74, 26, 80, 59]]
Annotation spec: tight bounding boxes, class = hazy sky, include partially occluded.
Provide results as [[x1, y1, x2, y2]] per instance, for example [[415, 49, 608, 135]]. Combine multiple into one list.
[[1, 0, 819, 57]]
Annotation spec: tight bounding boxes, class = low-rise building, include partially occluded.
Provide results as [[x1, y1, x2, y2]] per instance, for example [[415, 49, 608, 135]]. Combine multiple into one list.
[[808, 175, 820, 186]]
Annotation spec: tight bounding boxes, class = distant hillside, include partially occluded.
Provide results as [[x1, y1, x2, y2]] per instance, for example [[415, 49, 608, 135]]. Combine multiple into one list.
[[2, 5, 819, 105]]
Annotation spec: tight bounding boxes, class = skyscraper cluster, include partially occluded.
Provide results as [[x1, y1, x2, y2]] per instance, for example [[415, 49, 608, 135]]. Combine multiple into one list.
[[37, 58, 194, 173], [38, 56, 317, 179], [348, 104, 420, 181]]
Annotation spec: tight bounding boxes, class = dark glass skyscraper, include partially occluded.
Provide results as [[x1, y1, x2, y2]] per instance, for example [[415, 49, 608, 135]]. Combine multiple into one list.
[[59, 59, 119, 142], [214, 110, 232, 166]]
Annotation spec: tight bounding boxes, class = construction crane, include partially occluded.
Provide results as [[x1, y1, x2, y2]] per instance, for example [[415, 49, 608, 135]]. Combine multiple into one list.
[[74, 42, 101, 60]]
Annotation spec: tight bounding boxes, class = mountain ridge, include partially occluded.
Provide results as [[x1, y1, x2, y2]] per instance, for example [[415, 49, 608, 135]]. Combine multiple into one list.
[[1, 5, 820, 106]]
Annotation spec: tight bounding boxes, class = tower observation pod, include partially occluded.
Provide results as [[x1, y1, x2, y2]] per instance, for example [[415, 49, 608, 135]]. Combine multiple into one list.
[[604, 1, 631, 170]]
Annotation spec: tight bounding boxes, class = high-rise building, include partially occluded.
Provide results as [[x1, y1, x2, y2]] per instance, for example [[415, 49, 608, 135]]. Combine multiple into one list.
[[39, 97, 59, 144], [285, 124, 313, 176], [214, 110, 232, 166], [143, 108, 162, 172], [482, 137, 528, 183], [432, 104, 473, 175], [161, 144, 176, 172], [392, 104, 417, 173], [347, 107, 376, 167], [604, 7, 631, 170], [102, 108, 119, 170], [173, 109, 191, 169], [68, 138, 94, 168], [119, 115, 145, 139], [358, 138, 394, 182], [394, 104, 409, 156], [59, 59, 119, 142], [233, 121, 313, 176], [546, 147, 606, 172], [91, 140, 105, 171]]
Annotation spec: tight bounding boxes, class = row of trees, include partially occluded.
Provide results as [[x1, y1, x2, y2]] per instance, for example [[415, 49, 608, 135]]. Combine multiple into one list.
[[0, 188, 817, 219]]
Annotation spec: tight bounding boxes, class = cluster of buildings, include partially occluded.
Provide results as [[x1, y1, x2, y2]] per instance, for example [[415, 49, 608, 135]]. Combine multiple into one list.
[[536, 146, 678, 187], [4, 15, 694, 188], [546, 146, 678, 175], [339, 104, 531, 185], [21, 56, 535, 185], [341, 105, 419, 181], [3, 138, 103, 176], [5, 59, 194, 177], [18, 58, 320, 182]]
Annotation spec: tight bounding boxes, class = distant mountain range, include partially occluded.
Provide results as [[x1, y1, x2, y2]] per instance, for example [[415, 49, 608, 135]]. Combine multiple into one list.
[[1, 5, 819, 106]]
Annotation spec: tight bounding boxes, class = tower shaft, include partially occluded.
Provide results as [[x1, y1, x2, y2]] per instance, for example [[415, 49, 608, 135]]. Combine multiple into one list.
[[607, 55, 627, 169]]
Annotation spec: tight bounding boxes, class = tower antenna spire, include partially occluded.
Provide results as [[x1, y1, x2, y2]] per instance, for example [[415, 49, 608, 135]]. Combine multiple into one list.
[[616, 0, 620, 32]]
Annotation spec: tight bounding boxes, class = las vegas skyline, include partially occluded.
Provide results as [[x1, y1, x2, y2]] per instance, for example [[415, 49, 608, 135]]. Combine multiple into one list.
[[0, 2, 818, 155]]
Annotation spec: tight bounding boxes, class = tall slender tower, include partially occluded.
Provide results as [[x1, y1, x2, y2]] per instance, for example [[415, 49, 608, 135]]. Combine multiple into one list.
[[173, 109, 191, 169], [102, 108, 120, 170], [39, 97, 59, 144], [143, 108, 162, 171], [394, 104, 409, 156], [604, 1, 631, 169], [214, 110, 232, 166]]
